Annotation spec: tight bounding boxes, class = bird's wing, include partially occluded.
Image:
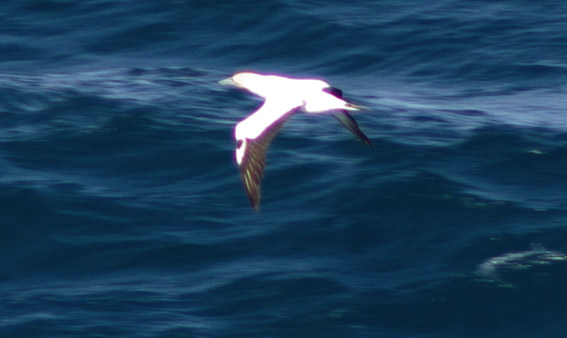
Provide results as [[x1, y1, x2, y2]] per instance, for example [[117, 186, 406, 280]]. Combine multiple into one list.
[[237, 100, 301, 210], [323, 87, 372, 147], [323, 86, 343, 98], [333, 110, 373, 147]]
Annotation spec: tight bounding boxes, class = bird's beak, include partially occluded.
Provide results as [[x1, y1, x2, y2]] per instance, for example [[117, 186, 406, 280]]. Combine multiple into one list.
[[218, 77, 235, 86]]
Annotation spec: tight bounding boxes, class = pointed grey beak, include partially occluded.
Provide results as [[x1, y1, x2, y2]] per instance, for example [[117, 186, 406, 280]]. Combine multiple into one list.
[[218, 77, 235, 86]]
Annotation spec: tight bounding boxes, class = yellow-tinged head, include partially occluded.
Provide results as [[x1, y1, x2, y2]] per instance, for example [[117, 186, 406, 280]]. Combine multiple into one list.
[[220, 72, 301, 98], [219, 72, 262, 89]]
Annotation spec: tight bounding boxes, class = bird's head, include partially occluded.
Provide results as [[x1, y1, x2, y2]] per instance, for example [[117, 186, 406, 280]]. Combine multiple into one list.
[[219, 72, 274, 98], [219, 72, 261, 88]]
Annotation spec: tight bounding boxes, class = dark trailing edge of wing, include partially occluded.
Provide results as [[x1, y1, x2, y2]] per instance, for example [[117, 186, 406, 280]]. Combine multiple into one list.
[[239, 139, 266, 210], [238, 108, 299, 211]]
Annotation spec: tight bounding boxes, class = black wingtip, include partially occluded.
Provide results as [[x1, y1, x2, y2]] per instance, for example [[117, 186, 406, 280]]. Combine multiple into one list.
[[333, 111, 373, 148], [242, 177, 261, 212], [241, 167, 262, 212], [249, 196, 260, 212]]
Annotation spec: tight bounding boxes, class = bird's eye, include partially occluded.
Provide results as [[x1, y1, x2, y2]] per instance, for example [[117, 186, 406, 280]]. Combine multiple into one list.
[[237, 140, 243, 149]]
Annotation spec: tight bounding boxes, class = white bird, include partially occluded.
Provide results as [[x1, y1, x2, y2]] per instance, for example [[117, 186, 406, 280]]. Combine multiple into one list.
[[219, 72, 371, 210]]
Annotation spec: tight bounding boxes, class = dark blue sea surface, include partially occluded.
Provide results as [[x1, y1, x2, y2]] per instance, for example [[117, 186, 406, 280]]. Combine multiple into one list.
[[1, 1, 567, 337]]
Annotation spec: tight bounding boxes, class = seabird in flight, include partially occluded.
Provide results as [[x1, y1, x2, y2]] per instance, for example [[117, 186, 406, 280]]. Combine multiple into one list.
[[219, 72, 371, 210]]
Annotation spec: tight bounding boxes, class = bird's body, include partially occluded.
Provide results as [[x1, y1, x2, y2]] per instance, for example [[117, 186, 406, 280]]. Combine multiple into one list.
[[219, 72, 371, 210]]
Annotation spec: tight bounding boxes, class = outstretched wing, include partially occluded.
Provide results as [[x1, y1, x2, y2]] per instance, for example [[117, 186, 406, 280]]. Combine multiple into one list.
[[333, 111, 373, 147], [237, 105, 299, 211], [239, 138, 266, 211], [323, 86, 372, 147]]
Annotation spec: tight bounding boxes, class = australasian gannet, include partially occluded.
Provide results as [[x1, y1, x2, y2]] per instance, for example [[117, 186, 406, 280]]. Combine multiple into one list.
[[219, 72, 372, 211]]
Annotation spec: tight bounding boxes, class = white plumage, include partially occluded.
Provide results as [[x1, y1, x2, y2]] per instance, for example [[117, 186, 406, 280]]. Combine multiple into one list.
[[220, 72, 371, 210]]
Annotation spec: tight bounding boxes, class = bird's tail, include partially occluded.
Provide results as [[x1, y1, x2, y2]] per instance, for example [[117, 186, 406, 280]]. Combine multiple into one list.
[[345, 102, 370, 111]]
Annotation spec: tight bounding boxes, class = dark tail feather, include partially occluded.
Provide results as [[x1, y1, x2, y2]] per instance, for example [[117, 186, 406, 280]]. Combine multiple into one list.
[[333, 111, 373, 148]]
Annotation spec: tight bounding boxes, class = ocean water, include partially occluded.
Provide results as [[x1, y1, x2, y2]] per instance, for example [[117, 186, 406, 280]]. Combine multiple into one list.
[[1, 0, 567, 337]]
